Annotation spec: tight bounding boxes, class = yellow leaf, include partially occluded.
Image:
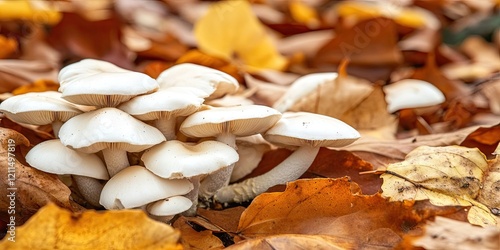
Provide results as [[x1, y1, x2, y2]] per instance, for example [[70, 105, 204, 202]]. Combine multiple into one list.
[[194, 0, 288, 71], [0, 203, 183, 250], [0, 0, 61, 24], [289, 1, 319, 28], [12, 79, 59, 95], [336, 2, 427, 29], [381, 145, 499, 227]]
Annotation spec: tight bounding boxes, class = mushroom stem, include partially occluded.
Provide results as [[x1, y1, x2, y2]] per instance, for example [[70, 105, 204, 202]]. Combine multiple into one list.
[[182, 176, 200, 216], [52, 120, 63, 138], [155, 117, 177, 140], [73, 175, 104, 207], [102, 148, 130, 177], [198, 133, 236, 199], [215, 146, 319, 203]]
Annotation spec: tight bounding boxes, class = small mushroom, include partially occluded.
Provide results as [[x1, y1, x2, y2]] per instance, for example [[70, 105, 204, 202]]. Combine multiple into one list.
[[215, 112, 360, 203], [0, 91, 87, 137], [146, 196, 193, 222], [142, 140, 239, 216], [157, 63, 239, 100], [118, 88, 205, 140], [26, 139, 109, 207], [180, 105, 282, 198], [383, 79, 446, 113], [58, 59, 159, 107], [99, 165, 193, 209], [58, 107, 166, 177]]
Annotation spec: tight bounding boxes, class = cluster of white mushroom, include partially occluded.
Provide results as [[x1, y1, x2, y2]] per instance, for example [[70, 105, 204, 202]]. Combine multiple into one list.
[[0, 59, 361, 220]]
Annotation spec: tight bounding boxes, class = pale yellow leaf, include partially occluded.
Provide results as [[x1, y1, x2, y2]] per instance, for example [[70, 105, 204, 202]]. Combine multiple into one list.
[[381, 145, 498, 227], [194, 1, 288, 71]]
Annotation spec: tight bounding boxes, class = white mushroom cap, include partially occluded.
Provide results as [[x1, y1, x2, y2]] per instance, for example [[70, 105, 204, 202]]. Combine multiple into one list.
[[146, 196, 193, 216], [142, 140, 239, 179], [157, 63, 239, 100], [58, 59, 159, 107], [383, 79, 446, 113], [180, 105, 282, 139], [58, 107, 165, 153], [273, 72, 338, 112], [264, 112, 360, 148], [118, 88, 204, 120], [99, 165, 193, 209], [0, 91, 84, 125], [26, 139, 109, 180]]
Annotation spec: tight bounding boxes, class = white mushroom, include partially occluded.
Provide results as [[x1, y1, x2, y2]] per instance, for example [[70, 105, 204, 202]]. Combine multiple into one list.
[[0, 91, 87, 137], [383, 79, 446, 113], [99, 165, 193, 209], [157, 63, 239, 100], [215, 112, 360, 203], [58, 59, 159, 107], [26, 139, 109, 207], [58, 107, 166, 177], [142, 140, 239, 215], [180, 105, 282, 199], [146, 196, 193, 222], [118, 88, 205, 140], [230, 134, 273, 182]]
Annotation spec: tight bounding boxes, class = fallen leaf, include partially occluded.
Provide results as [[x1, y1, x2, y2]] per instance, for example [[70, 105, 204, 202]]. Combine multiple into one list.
[[344, 124, 482, 168], [0, 60, 58, 94], [0, 35, 17, 59], [313, 17, 403, 82], [404, 216, 500, 250], [11, 79, 59, 95], [0, 203, 182, 250], [481, 78, 500, 115], [0, 0, 61, 24], [173, 216, 224, 250], [227, 234, 357, 250], [0, 128, 80, 225], [477, 155, 500, 212], [237, 178, 438, 249], [288, 1, 320, 28], [47, 12, 132, 69], [460, 123, 500, 156], [194, 0, 288, 71], [380, 145, 499, 227]]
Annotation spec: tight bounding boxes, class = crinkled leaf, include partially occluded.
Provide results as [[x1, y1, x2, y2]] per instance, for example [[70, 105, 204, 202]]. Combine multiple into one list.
[[381, 145, 499, 227]]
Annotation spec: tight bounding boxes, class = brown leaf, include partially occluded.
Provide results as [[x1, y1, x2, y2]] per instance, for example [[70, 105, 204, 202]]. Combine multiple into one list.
[[176, 50, 243, 83], [196, 206, 246, 233], [47, 12, 132, 69], [237, 178, 430, 248], [404, 217, 500, 250], [0, 128, 81, 225], [0, 35, 17, 59], [173, 216, 224, 250], [0, 203, 182, 249], [313, 17, 403, 82], [460, 124, 500, 157], [227, 234, 357, 250]]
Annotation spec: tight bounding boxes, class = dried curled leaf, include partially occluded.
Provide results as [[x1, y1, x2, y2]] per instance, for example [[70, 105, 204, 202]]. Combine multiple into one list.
[[381, 145, 499, 227], [0, 203, 182, 250], [0, 128, 79, 225], [194, 1, 288, 71]]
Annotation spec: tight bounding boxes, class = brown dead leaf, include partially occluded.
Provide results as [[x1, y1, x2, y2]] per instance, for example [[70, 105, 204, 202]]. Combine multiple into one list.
[[227, 234, 357, 250], [314, 17, 403, 82], [460, 36, 500, 71], [0, 60, 58, 94], [47, 12, 132, 69], [404, 216, 500, 250], [481, 78, 500, 115], [0, 118, 53, 148], [0, 35, 17, 59], [196, 206, 246, 233], [173, 216, 224, 250], [0, 203, 182, 250], [135, 34, 189, 62], [460, 123, 500, 157], [237, 178, 431, 249], [0, 128, 80, 225], [478, 155, 500, 211]]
